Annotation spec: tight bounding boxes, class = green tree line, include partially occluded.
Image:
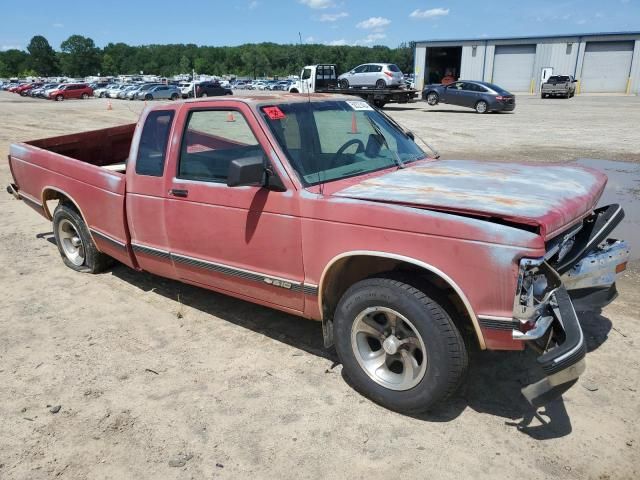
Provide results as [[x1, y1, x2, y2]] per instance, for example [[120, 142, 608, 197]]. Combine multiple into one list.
[[0, 34, 415, 79]]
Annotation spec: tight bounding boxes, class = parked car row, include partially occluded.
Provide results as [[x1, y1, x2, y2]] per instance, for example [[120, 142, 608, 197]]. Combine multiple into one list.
[[232, 79, 294, 91], [3, 81, 94, 101]]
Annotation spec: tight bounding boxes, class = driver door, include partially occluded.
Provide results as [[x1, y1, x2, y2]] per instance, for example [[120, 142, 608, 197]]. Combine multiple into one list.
[[163, 102, 304, 311], [443, 81, 464, 105]]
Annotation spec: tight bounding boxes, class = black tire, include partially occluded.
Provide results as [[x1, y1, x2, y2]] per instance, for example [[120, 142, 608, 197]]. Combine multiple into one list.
[[334, 277, 468, 414], [171, 93, 179, 100], [99, 92, 105, 98], [426, 91, 439, 106], [52, 203, 113, 274], [55, 95, 64, 102], [200, 92, 208, 98], [541, 93, 546, 98], [375, 79, 386, 89], [145, 94, 152, 101], [339, 79, 349, 89], [475, 100, 488, 113], [373, 99, 386, 108], [81, 93, 89, 99]]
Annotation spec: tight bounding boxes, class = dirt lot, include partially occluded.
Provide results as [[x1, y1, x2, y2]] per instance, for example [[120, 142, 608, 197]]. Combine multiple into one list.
[[0, 92, 639, 480]]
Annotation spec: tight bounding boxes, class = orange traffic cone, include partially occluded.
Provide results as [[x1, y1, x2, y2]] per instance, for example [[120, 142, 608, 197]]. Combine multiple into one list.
[[107, 100, 112, 111], [349, 112, 359, 134], [226, 112, 236, 122]]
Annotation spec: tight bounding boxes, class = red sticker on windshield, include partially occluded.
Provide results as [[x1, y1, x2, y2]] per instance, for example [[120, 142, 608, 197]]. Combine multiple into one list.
[[263, 106, 286, 120]]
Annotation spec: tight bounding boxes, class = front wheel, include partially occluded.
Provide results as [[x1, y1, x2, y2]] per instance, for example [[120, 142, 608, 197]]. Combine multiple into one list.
[[200, 92, 208, 98], [145, 94, 152, 101], [170, 93, 179, 100], [334, 277, 468, 414], [475, 100, 488, 113], [81, 93, 89, 99], [373, 99, 386, 108], [53, 204, 112, 273], [426, 92, 439, 106], [55, 95, 64, 102], [339, 79, 349, 89]]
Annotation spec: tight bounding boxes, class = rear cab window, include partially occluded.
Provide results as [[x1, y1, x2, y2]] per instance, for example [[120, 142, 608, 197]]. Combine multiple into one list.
[[387, 64, 401, 72], [135, 110, 175, 176]]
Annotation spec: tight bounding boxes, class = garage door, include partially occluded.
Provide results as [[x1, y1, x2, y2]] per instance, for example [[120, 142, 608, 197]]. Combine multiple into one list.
[[581, 42, 634, 93], [492, 44, 536, 92]]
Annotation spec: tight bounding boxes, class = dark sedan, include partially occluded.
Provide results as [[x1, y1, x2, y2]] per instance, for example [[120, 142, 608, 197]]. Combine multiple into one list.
[[422, 80, 515, 113], [194, 82, 233, 98]]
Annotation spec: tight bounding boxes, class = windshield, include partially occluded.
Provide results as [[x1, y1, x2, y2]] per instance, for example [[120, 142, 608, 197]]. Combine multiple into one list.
[[260, 100, 427, 187]]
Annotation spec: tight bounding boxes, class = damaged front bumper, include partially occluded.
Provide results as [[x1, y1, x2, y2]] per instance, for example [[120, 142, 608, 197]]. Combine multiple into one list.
[[512, 204, 629, 407]]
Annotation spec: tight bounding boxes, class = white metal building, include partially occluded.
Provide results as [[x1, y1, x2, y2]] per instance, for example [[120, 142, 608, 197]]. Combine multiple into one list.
[[413, 32, 640, 94]]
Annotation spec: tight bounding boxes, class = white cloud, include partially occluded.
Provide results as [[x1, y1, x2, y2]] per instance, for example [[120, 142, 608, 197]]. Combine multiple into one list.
[[358, 32, 387, 44], [305, 36, 316, 42], [356, 17, 391, 30], [409, 8, 450, 19], [300, 0, 333, 9], [53, 22, 64, 28], [326, 39, 347, 46], [248, 1, 259, 9], [318, 12, 348, 22]]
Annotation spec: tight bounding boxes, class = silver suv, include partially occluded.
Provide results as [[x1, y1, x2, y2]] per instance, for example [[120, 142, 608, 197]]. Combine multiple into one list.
[[338, 63, 404, 89]]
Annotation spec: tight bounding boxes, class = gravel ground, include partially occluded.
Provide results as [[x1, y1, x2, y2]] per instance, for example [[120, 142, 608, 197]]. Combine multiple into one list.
[[0, 91, 638, 480]]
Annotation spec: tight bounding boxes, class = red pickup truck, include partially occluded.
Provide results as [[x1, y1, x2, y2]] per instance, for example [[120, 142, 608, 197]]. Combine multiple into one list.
[[7, 94, 629, 413]]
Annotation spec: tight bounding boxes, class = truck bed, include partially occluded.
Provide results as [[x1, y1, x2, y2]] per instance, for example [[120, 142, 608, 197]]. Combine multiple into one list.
[[316, 87, 418, 106], [8, 123, 137, 267]]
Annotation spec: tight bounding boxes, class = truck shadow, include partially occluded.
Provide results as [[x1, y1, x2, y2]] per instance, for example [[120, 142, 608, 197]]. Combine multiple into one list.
[[108, 262, 611, 438]]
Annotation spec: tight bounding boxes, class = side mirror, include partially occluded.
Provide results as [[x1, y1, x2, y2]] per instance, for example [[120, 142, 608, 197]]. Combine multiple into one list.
[[226, 155, 286, 191], [572, 79, 578, 83], [227, 155, 265, 187]]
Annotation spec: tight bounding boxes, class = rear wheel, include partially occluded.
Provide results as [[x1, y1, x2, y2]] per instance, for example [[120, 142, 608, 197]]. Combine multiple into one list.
[[334, 277, 468, 413], [475, 100, 488, 113], [375, 79, 386, 89], [200, 92, 208, 98], [170, 93, 179, 100], [373, 99, 386, 108], [339, 79, 349, 89], [53, 204, 112, 273]]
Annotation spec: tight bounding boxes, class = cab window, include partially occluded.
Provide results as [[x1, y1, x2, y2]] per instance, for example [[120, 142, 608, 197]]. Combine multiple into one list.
[[178, 110, 263, 183]]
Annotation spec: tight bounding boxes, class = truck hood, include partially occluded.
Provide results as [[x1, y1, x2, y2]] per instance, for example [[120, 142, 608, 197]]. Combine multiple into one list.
[[333, 160, 607, 239]]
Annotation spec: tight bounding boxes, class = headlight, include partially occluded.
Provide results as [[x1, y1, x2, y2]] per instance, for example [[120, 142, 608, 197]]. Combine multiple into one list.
[[513, 258, 562, 323]]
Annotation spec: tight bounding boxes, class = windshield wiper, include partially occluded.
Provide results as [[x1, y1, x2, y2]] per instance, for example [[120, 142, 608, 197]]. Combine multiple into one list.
[[365, 115, 405, 169]]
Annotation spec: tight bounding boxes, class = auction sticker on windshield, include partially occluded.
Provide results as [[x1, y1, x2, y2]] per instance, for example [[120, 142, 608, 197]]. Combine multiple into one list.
[[346, 100, 373, 111]]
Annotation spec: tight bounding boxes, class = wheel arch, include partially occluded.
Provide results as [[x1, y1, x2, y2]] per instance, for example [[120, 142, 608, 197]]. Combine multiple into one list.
[[41, 186, 100, 248], [318, 251, 486, 349]]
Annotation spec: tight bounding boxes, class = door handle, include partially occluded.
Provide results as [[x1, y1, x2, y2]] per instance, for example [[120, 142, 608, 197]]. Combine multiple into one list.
[[169, 188, 189, 198]]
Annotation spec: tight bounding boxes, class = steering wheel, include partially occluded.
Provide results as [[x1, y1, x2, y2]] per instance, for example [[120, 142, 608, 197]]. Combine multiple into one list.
[[330, 138, 365, 169]]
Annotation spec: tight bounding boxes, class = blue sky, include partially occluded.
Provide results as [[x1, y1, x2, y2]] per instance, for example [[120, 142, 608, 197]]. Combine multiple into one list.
[[1, 0, 638, 51]]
